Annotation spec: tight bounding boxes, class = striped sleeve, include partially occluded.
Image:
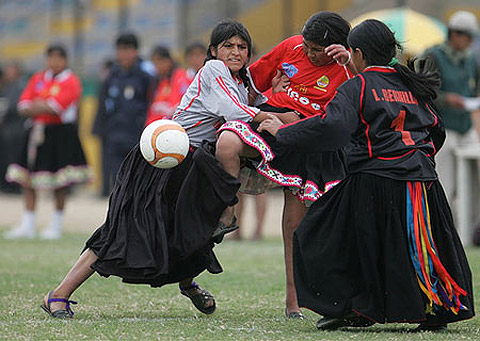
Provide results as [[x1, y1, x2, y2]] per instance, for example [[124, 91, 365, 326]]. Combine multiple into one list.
[[202, 60, 259, 122]]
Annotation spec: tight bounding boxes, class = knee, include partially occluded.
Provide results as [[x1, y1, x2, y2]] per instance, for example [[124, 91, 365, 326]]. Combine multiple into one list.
[[216, 131, 243, 161]]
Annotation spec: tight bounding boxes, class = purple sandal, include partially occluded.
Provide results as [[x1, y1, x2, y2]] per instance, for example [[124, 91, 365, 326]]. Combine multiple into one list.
[[41, 291, 77, 319]]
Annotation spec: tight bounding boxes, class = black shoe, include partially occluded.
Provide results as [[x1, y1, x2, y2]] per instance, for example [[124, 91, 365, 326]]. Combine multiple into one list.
[[316, 316, 347, 330], [413, 322, 448, 332], [343, 314, 376, 327], [316, 313, 375, 330], [212, 216, 238, 244]]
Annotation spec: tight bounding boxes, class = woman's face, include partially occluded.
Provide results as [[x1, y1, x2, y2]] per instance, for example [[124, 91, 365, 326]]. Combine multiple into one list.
[[211, 35, 249, 75], [302, 39, 332, 66]]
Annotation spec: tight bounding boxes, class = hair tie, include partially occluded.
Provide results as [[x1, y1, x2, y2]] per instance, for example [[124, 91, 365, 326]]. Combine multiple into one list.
[[388, 57, 399, 67], [339, 50, 351, 66]]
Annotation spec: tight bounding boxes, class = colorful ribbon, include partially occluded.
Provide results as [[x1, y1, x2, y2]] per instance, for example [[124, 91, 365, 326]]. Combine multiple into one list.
[[406, 182, 467, 315]]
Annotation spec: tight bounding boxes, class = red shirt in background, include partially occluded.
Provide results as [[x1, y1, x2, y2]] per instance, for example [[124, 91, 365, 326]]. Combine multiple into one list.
[[146, 68, 193, 125], [248, 35, 352, 117], [17, 69, 82, 125]]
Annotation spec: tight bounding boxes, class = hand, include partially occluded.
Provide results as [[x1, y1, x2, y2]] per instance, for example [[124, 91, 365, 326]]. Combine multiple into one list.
[[445, 93, 465, 109], [257, 114, 284, 136], [325, 44, 351, 66], [278, 111, 301, 124], [271, 70, 290, 94]]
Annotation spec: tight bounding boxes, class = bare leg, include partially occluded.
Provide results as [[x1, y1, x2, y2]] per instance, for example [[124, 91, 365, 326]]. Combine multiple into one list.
[[54, 187, 67, 211], [230, 192, 244, 240], [25, 187, 36, 211], [215, 131, 258, 225], [44, 249, 97, 312], [282, 190, 306, 315], [252, 192, 267, 240]]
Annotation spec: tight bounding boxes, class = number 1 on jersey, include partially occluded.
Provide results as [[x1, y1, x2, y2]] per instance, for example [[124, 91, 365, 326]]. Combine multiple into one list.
[[390, 109, 414, 146]]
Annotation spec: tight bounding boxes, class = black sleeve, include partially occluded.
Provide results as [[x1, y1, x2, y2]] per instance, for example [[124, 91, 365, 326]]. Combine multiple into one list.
[[276, 81, 360, 153], [427, 103, 446, 155]]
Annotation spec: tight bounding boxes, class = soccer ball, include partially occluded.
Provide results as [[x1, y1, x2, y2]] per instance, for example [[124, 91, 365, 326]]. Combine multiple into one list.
[[139, 120, 190, 169]]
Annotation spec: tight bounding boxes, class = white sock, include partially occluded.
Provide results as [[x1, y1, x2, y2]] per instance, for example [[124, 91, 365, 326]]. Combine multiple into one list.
[[21, 211, 36, 232], [47, 210, 64, 233]]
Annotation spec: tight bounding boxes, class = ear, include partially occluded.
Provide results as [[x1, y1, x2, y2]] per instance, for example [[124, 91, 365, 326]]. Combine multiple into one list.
[[210, 46, 217, 58], [355, 48, 364, 60]]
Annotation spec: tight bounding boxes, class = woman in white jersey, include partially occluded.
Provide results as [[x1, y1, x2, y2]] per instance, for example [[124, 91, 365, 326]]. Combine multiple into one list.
[[41, 19, 288, 319]]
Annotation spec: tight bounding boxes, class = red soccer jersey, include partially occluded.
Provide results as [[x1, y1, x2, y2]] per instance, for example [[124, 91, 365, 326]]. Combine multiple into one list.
[[248, 35, 352, 117], [17, 69, 82, 125], [146, 68, 193, 125]]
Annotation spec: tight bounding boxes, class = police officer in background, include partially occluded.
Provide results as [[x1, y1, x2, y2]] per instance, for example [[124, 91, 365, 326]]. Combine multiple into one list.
[[93, 32, 155, 197], [423, 11, 480, 222]]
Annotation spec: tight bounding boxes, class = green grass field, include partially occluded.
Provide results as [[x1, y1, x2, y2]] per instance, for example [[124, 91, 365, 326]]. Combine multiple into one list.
[[0, 233, 479, 340]]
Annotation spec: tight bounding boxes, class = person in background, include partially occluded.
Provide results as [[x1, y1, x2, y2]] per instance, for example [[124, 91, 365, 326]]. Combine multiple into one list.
[[99, 58, 114, 82], [184, 41, 207, 79], [423, 11, 480, 220], [145, 46, 191, 124], [0, 61, 27, 194], [92, 32, 155, 197], [3, 44, 92, 240]]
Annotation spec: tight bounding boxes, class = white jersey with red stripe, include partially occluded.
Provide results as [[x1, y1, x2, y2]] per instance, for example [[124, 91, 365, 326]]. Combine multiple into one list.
[[173, 60, 259, 147]]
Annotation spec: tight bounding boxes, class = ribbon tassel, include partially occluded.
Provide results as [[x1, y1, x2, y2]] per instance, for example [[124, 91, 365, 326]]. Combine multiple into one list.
[[406, 182, 467, 315]]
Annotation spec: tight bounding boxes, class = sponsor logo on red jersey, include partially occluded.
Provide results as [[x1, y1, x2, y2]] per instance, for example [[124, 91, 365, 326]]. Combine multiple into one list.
[[282, 62, 298, 78]]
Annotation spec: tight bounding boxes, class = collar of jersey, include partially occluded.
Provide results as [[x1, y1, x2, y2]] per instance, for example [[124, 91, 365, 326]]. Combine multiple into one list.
[[364, 66, 396, 73]]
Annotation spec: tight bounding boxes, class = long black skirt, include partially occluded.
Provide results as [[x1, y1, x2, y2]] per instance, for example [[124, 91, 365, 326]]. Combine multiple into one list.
[[293, 173, 474, 324], [85, 142, 240, 287], [218, 120, 346, 205], [6, 123, 92, 190]]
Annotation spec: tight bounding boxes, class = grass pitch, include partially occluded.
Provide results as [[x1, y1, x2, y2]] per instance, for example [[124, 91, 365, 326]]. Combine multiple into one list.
[[0, 233, 479, 340]]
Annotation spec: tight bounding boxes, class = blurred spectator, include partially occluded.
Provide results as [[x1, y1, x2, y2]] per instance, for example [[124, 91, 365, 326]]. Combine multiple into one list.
[[423, 10, 480, 219], [99, 58, 114, 82], [184, 41, 207, 78], [473, 34, 480, 67], [92, 32, 155, 197], [3, 44, 92, 240], [0, 61, 27, 194], [145, 45, 191, 124]]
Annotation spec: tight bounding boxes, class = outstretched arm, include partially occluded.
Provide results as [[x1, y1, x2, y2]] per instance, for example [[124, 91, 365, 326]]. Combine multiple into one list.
[[258, 90, 359, 152]]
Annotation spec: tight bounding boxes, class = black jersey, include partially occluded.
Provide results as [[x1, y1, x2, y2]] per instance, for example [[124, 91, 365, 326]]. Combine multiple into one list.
[[276, 66, 445, 181]]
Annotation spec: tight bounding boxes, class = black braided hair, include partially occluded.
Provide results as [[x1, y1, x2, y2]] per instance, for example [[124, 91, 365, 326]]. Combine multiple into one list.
[[348, 19, 440, 103], [302, 11, 350, 48]]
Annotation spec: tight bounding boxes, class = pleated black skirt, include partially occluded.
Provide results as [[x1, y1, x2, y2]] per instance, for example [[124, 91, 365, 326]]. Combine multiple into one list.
[[85, 142, 240, 287], [6, 123, 92, 189], [293, 173, 474, 324], [218, 120, 346, 205]]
